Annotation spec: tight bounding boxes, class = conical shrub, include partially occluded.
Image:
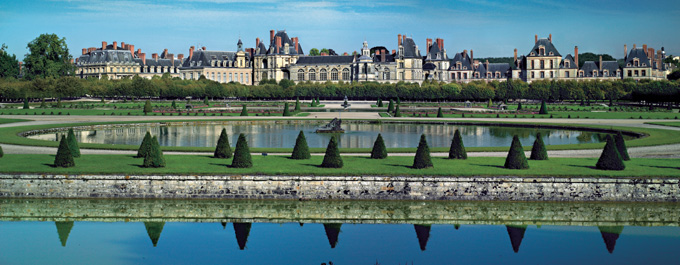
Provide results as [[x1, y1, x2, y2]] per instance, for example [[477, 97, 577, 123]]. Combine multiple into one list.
[[291, 130, 311, 159], [214, 128, 232, 158], [487, 99, 492, 108], [387, 99, 394, 112], [231, 133, 252, 168], [240, 105, 248, 116], [144, 99, 152, 114], [517, 102, 523, 111], [204, 96, 210, 106], [394, 105, 401, 117], [143, 136, 165, 168], [54, 135, 75, 168], [529, 132, 548, 160], [504, 135, 529, 169], [295, 97, 301, 111], [377, 98, 383, 107], [321, 136, 343, 168], [448, 129, 467, 159], [136, 131, 153, 158], [413, 134, 433, 169], [370, 133, 388, 159], [66, 128, 80, 158], [282, 102, 292, 116], [40, 98, 46, 108], [538, 100, 548, 114], [0, 145, 3, 158], [23, 98, 29, 109], [614, 131, 630, 161], [596, 135, 625, 170], [171, 100, 177, 109], [437, 107, 443, 118]]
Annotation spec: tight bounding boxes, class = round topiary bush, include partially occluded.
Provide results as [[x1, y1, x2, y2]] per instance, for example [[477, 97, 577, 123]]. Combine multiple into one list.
[[614, 131, 630, 161], [291, 130, 311, 160], [504, 135, 529, 169], [136, 132, 153, 158], [413, 134, 433, 169], [448, 129, 467, 159], [370, 133, 388, 159], [66, 128, 80, 158], [54, 135, 75, 168], [529, 132, 548, 160], [214, 128, 233, 158], [596, 135, 625, 170], [231, 133, 252, 168], [321, 136, 343, 168]]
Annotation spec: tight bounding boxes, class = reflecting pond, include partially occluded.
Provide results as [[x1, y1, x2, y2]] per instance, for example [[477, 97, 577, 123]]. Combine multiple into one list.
[[1, 199, 679, 264], [27, 121, 623, 148]]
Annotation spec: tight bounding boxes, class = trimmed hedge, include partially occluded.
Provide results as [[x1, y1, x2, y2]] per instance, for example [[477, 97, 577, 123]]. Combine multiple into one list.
[[54, 135, 74, 168], [321, 136, 343, 168], [240, 105, 248, 116], [529, 132, 548, 160], [370, 133, 388, 159], [231, 133, 252, 168], [413, 134, 433, 169], [282, 102, 292, 116], [596, 135, 625, 170], [291, 130, 311, 159], [448, 129, 467, 159], [214, 128, 233, 158], [538, 100, 548, 115], [504, 135, 529, 169], [387, 99, 394, 112], [143, 136, 166, 168], [0, 145, 3, 158], [437, 107, 443, 118], [136, 132, 152, 158]]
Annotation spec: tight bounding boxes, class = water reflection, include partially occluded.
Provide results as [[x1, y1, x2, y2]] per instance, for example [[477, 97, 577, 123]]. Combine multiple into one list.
[[27, 121, 619, 148]]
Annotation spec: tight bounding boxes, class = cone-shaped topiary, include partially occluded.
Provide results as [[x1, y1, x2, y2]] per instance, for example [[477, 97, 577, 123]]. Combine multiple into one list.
[[413, 134, 433, 169], [40, 98, 46, 108], [23, 98, 29, 109], [56, 98, 62, 108], [321, 136, 343, 168], [143, 99, 152, 114], [387, 99, 394, 112], [517, 102, 523, 111], [231, 133, 252, 168], [487, 99, 492, 108], [291, 130, 311, 159], [240, 105, 248, 116], [136, 131, 153, 158], [66, 128, 80, 158], [596, 135, 625, 170], [614, 131, 630, 161], [396, 97, 401, 104], [282, 102, 292, 116], [437, 107, 443, 118], [529, 132, 548, 160], [143, 136, 165, 168], [377, 98, 383, 107], [214, 128, 233, 158], [54, 135, 75, 168], [504, 135, 529, 169], [394, 105, 402, 117], [55, 221, 74, 247], [144, 222, 165, 247], [538, 100, 548, 114], [204, 96, 210, 106], [294, 97, 301, 111], [0, 145, 3, 158], [448, 129, 467, 159], [171, 100, 177, 109], [370, 133, 388, 159]]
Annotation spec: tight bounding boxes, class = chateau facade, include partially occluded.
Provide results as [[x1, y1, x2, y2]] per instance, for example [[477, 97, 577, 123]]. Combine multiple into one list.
[[75, 32, 671, 84]]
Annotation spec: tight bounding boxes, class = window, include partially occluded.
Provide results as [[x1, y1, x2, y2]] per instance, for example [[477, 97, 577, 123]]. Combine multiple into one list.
[[531, 72, 535, 78], [565, 71, 570, 78], [240, 73, 243, 83], [550, 71, 553, 78], [579, 71, 584, 77], [463, 73, 468, 79], [309, 69, 316, 81], [331, 69, 339, 81], [211, 73, 215, 80], [634, 70, 639, 76], [565, 61, 570, 68], [382, 68, 389, 80], [246, 73, 249, 83], [627, 70, 632, 76], [496, 72, 501, 78], [550, 60, 554, 69], [540, 71, 545, 78], [229, 73, 233, 82], [320, 69, 327, 81], [641, 70, 646, 76], [457, 72, 461, 80], [342, 68, 350, 80], [540, 60, 545, 69], [297, 70, 305, 81], [603, 70, 608, 77], [531, 61, 535, 69]]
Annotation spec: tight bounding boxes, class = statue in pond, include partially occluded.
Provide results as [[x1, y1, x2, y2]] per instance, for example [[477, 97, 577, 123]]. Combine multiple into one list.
[[316, 118, 344, 133]]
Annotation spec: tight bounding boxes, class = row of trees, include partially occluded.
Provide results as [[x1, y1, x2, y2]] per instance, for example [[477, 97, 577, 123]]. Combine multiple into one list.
[[2, 75, 680, 105]]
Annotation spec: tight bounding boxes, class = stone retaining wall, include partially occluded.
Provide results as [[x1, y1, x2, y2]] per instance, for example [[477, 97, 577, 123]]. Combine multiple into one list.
[[1, 174, 678, 202]]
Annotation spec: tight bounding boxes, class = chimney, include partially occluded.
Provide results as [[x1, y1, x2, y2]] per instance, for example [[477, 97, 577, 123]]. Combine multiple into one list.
[[650, 48, 655, 59], [140, 53, 146, 63], [599, 56, 603, 71], [643, 44, 647, 54], [178, 54, 184, 61], [168, 53, 174, 66], [163, 49, 168, 57], [376, 50, 380, 56], [381, 50, 386, 62], [276, 36, 281, 53], [202, 46, 206, 51], [485, 60, 489, 71], [438, 38, 444, 50], [294, 37, 299, 53], [535, 35, 538, 44], [633, 44, 636, 49], [256, 37, 260, 47], [343, 52, 348, 55], [121, 42, 126, 50], [102, 41, 107, 50], [113, 41, 117, 50], [514, 48, 518, 63], [270, 30, 275, 44], [190, 46, 195, 59], [549, 34, 552, 43], [129, 45, 134, 54], [470, 49, 474, 63], [575, 46, 579, 68], [426, 38, 432, 52], [398, 34, 402, 46], [392, 49, 396, 55], [137, 49, 141, 56], [82, 48, 87, 55], [152, 53, 158, 61], [624, 44, 627, 59]]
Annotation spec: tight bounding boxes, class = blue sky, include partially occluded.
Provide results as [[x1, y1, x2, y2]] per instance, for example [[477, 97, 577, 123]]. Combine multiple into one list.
[[1, 0, 678, 61]]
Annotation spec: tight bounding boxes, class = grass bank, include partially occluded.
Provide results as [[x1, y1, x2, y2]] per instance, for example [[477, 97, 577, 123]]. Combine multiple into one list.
[[0, 118, 31, 125], [647, 122, 680, 128]]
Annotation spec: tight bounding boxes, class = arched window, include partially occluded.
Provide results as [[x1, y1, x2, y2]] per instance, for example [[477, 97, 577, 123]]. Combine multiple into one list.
[[309, 69, 316, 81], [320, 69, 327, 81], [579, 71, 584, 77], [342, 68, 350, 80], [495, 72, 501, 78], [565, 61, 570, 68], [331, 68, 339, 80], [297, 69, 305, 81]]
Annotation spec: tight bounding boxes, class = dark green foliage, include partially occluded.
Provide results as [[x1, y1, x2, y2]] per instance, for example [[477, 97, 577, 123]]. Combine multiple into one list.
[[487, 99, 492, 108], [171, 100, 177, 109], [282, 102, 291, 116], [377, 98, 383, 107], [214, 128, 232, 158], [233, 223, 252, 250], [596, 135, 625, 170], [56, 98, 62, 108], [448, 129, 467, 159], [203, 96, 209, 106], [66, 128, 80, 158], [323, 223, 342, 248], [136, 132, 152, 158], [144, 222, 165, 247], [231, 133, 252, 168], [291, 130, 311, 159], [23, 98, 29, 109], [240, 105, 248, 116], [54, 135, 74, 167], [0, 145, 3, 158], [529, 132, 548, 160], [396, 97, 401, 104], [412, 134, 433, 169], [143, 136, 165, 168], [614, 131, 630, 161], [517, 102, 522, 111], [504, 135, 529, 169], [321, 136, 343, 168], [437, 107, 443, 118], [414, 224, 432, 251], [370, 133, 388, 159], [394, 105, 401, 117], [538, 100, 548, 114], [55, 221, 74, 247], [387, 99, 394, 112], [143, 99, 152, 114], [294, 97, 301, 111], [598, 226, 624, 254], [506, 225, 527, 253], [40, 98, 46, 108]]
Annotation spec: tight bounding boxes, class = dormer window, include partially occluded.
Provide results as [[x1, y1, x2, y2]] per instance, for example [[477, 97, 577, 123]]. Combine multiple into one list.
[[530, 52, 535, 56], [549, 52, 554, 56], [539, 46, 545, 56], [565, 61, 570, 68], [633, 58, 639, 67], [579, 70, 584, 77], [593, 70, 598, 77]]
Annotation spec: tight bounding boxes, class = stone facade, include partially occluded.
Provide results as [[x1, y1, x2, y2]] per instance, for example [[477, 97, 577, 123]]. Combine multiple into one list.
[[178, 40, 252, 85], [76, 41, 182, 80]]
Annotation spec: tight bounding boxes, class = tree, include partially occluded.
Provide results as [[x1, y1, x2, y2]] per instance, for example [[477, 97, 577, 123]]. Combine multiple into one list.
[[231, 133, 252, 168], [143, 136, 166, 168], [282, 102, 292, 116], [504, 135, 529, 169], [320, 48, 330, 55], [291, 130, 311, 159], [171, 100, 177, 109], [23, 33, 74, 79], [387, 99, 394, 112], [487, 99, 493, 108], [437, 107, 443, 118], [204, 96, 210, 106], [23, 98, 29, 109], [448, 129, 467, 159], [538, 100, 548, 114], [529, 132, 548, 160], [596, 135, 625, 170], [40, 98, 46, 108], [56, 98, 62, 108], [394, 105, 401, 117], [370, 133, 388, 159], [143, 99, 152, 115], [214, 128, 232, 158], [54, 135, 74, 167], [136, 132, 153, 158], [309, 48, 320, 56], [66, 128, 80, 158], [321, 136, 343, 168], [294, 97, 301, 112], [413, 134, 433, 169], [614, 131, 630, 161], [0, 44, 20, 79], [240, 105, 248, 116]]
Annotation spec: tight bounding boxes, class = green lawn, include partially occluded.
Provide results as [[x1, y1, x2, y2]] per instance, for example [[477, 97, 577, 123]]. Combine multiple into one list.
[[0, 118, 31, 124], [0, 154, 677, 178], [429, 111, 679, 120], [379, 113, 392, 117], [647, 122, 680, 128]]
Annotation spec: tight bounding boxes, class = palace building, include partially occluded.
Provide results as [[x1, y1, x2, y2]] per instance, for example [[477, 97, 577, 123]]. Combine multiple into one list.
[[178, 39, 252, 85], [75, 41, 181, 80], [253, 30, 304, 85]]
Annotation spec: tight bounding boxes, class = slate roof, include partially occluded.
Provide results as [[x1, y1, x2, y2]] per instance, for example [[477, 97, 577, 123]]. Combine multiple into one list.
[[473, 63, 511, 78], [295, 55, 355, 65], [624, 48, 651, 68], [448, 51, 472, 70], [527, 38, 561, 57], [262, 30, 304, 56], [373, 54, 395, 63], [580, 61, 620, 77], [77, 50, 136, 65], [180, 50, 249, 68], [425, 43, 447, 61], [423, 62, 437, 71], [560, 54, 578, 69], [400, 37, 421, 59]]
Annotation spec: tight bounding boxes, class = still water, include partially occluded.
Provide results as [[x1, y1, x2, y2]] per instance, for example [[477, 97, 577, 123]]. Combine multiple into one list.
[[27, 121, 617, 148], [1, 199, 678, 264]]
